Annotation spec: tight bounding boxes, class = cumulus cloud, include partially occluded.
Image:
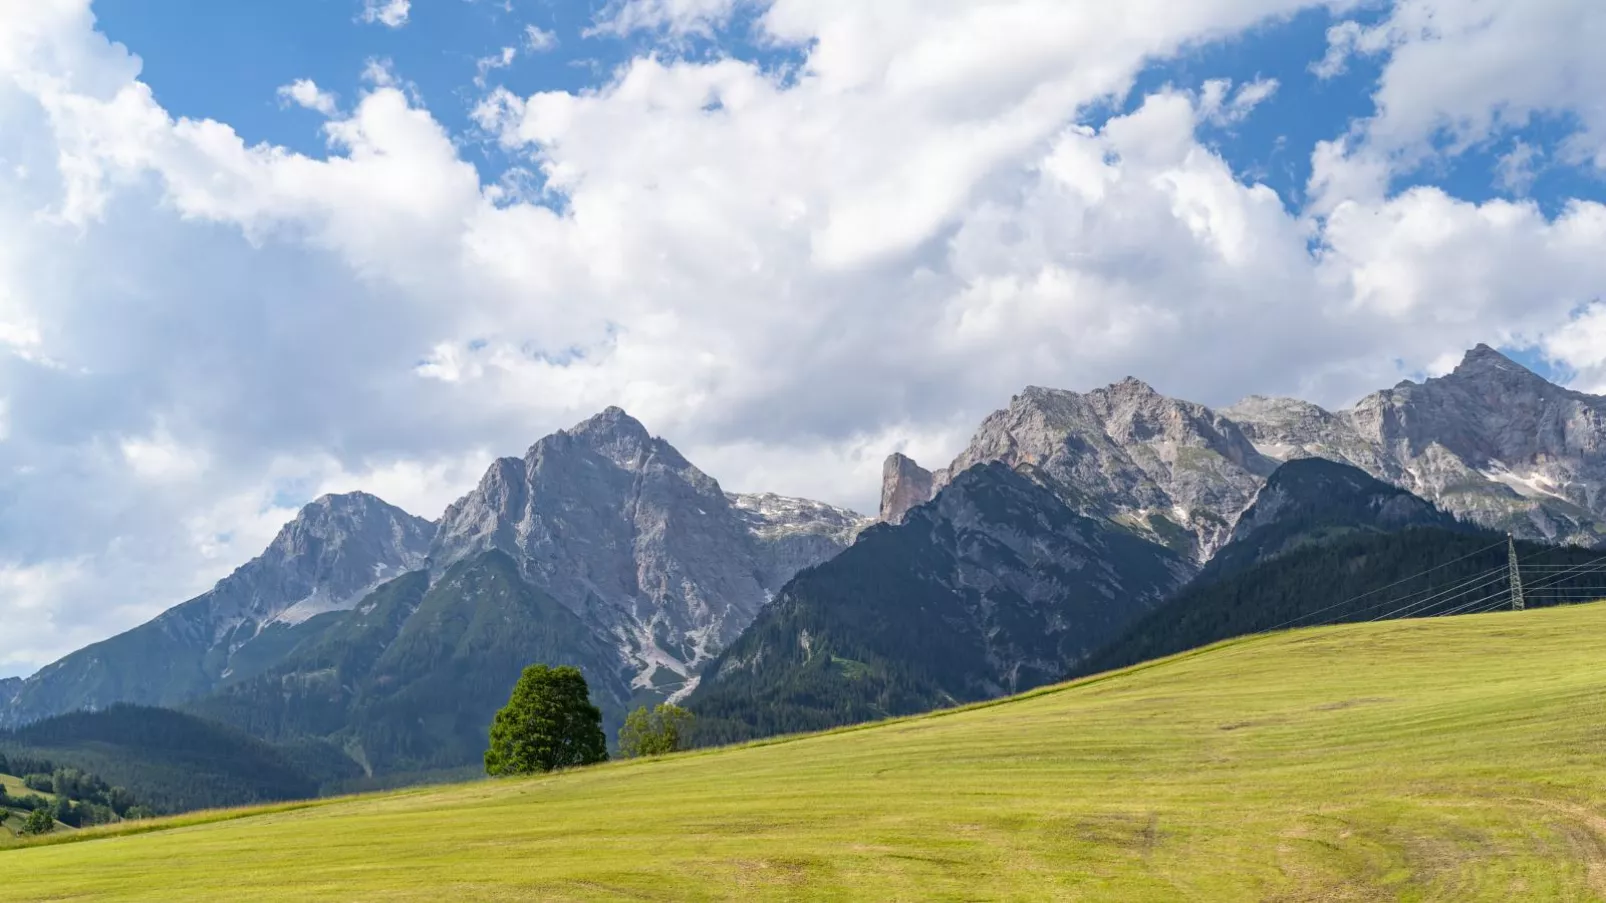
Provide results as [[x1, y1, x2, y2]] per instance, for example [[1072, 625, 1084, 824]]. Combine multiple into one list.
[[276, 78, 338, 116], [360, 0, 410, 29], [1321, 1, 1606, 172], [590, 0, 749, 38], [1199, 77, 1280, 125], [1, 0, 1606, 676], [474, 47, 518, 89], [524, 26, 558, 52]]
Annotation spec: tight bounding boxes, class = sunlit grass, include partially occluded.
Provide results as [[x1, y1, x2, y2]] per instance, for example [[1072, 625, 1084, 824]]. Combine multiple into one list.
[[8, 602, 1606, 901]]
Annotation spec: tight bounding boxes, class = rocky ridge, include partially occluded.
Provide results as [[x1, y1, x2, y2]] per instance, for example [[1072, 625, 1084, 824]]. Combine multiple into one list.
[[882, 345, 1606, 555], [1226, 345, 1606, 544], [2, 493, 434, 727], [882, 379, 1277, 561]]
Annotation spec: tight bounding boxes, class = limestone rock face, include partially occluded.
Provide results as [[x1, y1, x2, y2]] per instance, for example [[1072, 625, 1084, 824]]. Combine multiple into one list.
[[1228, 345, 1606, 544], [929, 380, 1277, 561], [429, 407, 868, 701], [879, 453, 936, 524], [892, 345, 1606, 564], [728, 492, 872, 590]]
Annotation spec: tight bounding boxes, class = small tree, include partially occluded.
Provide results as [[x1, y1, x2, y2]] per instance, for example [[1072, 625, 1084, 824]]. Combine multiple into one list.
[[485, 664, 608, 776], [618, 703, 695, 758], [20, 807, 54, 836]]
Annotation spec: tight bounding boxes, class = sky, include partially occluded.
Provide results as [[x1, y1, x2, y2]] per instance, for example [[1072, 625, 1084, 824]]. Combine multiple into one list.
[[3, 0, 1606, 677]]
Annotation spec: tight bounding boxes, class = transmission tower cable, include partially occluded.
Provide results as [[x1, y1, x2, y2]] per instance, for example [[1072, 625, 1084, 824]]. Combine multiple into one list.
[[1261, 537, 1509, 633]]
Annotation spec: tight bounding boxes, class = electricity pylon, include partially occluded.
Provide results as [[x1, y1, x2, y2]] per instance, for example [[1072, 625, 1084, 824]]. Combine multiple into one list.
[[1508, 534, 1525, 611]]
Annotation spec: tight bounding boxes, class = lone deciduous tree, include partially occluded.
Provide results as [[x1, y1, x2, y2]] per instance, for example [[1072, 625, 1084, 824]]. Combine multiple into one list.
[[618, 703, 695, 758], [21, 807, 54, 836], [485, 665, 608, 776]]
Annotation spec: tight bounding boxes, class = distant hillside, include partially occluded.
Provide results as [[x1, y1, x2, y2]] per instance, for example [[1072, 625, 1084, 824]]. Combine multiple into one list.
[[0, 705, 355, 814], [1076, 527, 1604, 681], [688, 462, 1192, 744]]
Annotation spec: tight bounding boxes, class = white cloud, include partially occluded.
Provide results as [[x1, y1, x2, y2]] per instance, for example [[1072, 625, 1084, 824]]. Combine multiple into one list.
[[121, 427, 211, 483], [1496, 140, 1542, 195], [276, 78, 338, 116], [590, 0, 749, 38], [524, 26, 558, 52], [1200, 77, 1280, 125], [1322, 1, 1606, 173], [2, 0, 1606, 679], [0, 558, 98, 671], [360, 0, 410, 29], [1543, 303, 1606, 394], [474, 47, 518, 89]]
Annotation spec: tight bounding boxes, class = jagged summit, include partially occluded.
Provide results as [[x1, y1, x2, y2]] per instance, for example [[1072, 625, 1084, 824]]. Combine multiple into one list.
[[534, 406, 668, 472], [568, 405, 651, 439], [1108, 376, 1160, 397], [1451, 343, 1528, 377], [932, 379, 1273, 560]]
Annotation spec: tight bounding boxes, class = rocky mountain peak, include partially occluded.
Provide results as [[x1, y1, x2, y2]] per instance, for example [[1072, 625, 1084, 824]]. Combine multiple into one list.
[[1449, 343, 1531, 379], [880, 452, 937, 524], [549, 406, 685, 474], [1104, 376, 1160, 399], [429, 409, 867, 702], [570, 405, 651, 441], [266, 492, 434, 561]]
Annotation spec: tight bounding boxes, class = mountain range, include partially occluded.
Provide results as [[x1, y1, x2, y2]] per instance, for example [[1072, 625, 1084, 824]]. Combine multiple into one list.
[[882, 345, 1606, 555], [7, 343, 1606, 775], [695, 346, 1606, 740], [1, 409, 869, 750]]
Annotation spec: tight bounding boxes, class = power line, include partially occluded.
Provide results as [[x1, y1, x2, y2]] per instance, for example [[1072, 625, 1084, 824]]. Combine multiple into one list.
[[1263, 538, 1510, 633], [1368, 566, 1513, 622]]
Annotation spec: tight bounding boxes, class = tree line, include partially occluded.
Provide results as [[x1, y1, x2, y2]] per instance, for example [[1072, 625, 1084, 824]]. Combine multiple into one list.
[[0, 751, 156, 835]]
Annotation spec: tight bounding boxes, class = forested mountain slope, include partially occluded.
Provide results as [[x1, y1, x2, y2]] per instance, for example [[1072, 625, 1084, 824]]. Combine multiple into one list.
[[688, 462, 1192, 743]]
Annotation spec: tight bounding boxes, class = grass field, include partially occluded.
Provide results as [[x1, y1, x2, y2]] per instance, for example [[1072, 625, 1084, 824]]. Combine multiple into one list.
[[0, 773, 56, 802], [7, 602, 1606, 901]]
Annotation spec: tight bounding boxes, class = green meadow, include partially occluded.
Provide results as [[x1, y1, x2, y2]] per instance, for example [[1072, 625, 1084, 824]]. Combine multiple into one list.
[[8, 602, 1606, 901]]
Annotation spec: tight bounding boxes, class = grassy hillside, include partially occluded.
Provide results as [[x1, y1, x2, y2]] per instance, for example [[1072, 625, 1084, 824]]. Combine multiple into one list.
[[9, 602, 1606, 901]]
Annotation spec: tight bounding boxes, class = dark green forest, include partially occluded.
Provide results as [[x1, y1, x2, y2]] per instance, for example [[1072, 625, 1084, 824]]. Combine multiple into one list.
[[0, 749, 153, 828], [0, 704, 341, 814], [1074, 527, 1604, 679]]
